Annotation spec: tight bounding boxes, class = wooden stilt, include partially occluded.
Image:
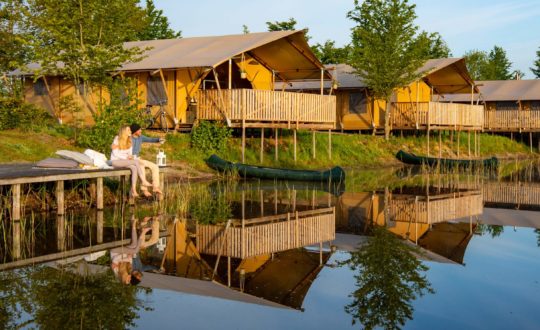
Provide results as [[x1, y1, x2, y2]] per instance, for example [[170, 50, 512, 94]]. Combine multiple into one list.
[[56, 180, 65, 215], [530, 132, 533, 153], [97, 177, 103, 210], [468, 131, 471, 157], [457, 131, 460, 157], [319, 242, 323, 265], [328, 129, 332, 159], [293, 129, 297, 163], [438, 130, 442, 159], [241, 124, 246, 162], [227, 256, 231, 287], [427, 130, 430, 156], [312, 130, 316, 159], [12, 184, 21, 221], [259, 188, 264, 217], [260, 128, 264, 164], [275, 128, 278, 161]]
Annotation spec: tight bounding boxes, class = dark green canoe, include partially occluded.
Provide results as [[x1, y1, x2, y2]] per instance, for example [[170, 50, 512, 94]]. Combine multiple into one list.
[[396, 150, 498, 168], [206, 154, 345, 182]]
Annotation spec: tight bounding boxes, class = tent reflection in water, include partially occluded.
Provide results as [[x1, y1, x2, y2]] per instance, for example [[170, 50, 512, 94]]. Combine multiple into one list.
[[141, 210, 334, 310]]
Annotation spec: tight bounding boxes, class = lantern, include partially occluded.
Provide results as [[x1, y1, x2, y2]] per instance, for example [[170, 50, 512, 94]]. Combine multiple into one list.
[[156, 149, 167, 167]]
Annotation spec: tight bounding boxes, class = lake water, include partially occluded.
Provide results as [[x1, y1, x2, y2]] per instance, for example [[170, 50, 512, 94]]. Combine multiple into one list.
[[1, 163, 540, 329]]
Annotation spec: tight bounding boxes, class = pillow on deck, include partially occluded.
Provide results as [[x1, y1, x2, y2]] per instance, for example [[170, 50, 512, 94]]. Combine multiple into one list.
[[36, 158, 79, 168], [56, 150, 94, 165]]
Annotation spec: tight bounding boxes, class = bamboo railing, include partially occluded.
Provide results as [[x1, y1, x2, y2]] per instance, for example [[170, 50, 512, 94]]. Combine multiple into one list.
[[196, 207, 335, 259], [484, 110, 540, 131], [389, 191, 483, 224], [195, 89, 336, 129], [391, 102, 484, 130]]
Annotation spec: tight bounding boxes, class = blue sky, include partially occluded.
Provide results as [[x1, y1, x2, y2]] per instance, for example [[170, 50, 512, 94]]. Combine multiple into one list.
[[154, 0, 540, 78]]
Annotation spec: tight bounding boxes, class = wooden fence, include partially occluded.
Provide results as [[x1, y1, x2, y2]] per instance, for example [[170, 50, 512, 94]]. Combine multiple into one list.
[[484, 110, 540, 132], [391, 102, 484, 130], [389, 191, 483, 224], [196, 207, 335, 259], [196, 89, 336, 129]]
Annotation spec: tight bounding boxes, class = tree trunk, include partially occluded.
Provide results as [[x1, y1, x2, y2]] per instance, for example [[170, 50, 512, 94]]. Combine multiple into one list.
[[384, 99, 392, 140]]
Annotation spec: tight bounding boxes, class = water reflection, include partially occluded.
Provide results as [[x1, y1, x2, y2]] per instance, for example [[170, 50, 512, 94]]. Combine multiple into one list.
[[339, 227, 434, 329], [1, 163, 540, 328]]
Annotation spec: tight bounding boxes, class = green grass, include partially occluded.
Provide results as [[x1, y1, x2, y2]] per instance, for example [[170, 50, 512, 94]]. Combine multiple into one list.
[[157, 130, 535, 172]]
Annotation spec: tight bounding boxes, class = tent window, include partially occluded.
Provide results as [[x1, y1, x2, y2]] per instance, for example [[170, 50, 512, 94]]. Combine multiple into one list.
[[496, 101, 519, 111], [349, 92, 367, 114], [33, 79, 47, 96], [530, 101, 540, 110], [147, 75, 168, 106]]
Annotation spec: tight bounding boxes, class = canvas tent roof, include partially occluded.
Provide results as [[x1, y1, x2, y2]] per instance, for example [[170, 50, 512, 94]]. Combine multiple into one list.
[[11, 31, 329, 81], [443, 80, 540, 102], [284, 58, 476, 94]]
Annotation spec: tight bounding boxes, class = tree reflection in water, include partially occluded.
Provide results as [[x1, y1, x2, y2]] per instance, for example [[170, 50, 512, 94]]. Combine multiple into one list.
[[340, 227, 434, 330], [1, 264, 149, 329]]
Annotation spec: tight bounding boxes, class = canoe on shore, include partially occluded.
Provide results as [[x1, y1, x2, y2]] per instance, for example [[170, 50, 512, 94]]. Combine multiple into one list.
[[395, 150, 499, 168], [206, 154, 346, 182]]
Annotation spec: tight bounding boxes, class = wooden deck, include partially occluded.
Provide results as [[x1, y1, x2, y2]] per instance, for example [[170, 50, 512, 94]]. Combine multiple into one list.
[[196, 89, 336, 129], [196, 207, 335, 259], [389, 191, 483, 224], [484, 110, 540, 132], [0, 163, 133, 220], [391, 102, 484, 131], [483, 181, 540, 210]]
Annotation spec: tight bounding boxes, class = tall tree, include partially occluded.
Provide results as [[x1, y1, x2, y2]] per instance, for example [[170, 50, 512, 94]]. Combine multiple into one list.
[[0, 0, 32, 73], [135, 0, 181, 40], [531, 47, 540, 78], [464, 49, 488, 81], [483, 45, 512, 80], [348, 0, 429, 139], [418, 31, 452, 59], [266, 17, 298, 32], [311, 40, 352, 64], [25, 0, 147, 88]]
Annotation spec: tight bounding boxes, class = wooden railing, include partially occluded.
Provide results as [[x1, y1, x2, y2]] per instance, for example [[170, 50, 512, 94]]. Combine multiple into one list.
[[483, 182, 540, 207], [196, 207, 335, 259], [485, 110, 540, 131], [195, 89, 336, 129], [391, 102, 484, 130], [389, 192, 483, 224]]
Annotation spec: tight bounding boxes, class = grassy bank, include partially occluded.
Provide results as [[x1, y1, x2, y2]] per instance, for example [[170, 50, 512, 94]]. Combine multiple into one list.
[[0, 128, 535, 171], [161, 130, 534, 171]]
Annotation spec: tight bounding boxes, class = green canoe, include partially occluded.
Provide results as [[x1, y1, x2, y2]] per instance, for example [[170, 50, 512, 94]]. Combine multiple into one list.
[[396, 150, 499, 168], [206, 154, 345, 182]]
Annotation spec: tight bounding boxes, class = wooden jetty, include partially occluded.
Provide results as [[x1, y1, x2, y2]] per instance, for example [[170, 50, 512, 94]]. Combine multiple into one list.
[[0, 163, 140, 220]]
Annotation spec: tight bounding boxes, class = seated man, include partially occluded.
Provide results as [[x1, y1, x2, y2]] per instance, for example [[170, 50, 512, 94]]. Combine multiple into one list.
[[130, 123, 165, 197]]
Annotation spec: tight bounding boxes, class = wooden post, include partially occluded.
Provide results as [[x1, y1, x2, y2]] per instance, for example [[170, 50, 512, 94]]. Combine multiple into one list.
[[12, 221, 21, 260], [12, 184, 21, 221], [97, 177, 103, 210], [530, 132, 533, 153], [312, 130, 316, 159], [427, 130, 430, 156], [438, 130, 442, 159], [56, 180, 64, 215], [260, 189, 264, 216], [457, 130, 460, 157], [227, 256, 231, 287], [293, 129, 297, 163], [228, 58, 232, 90], [97, 211, 104, 244], [56, 214, 65, 252], [241, 124, 246, 162], [320, 68, 324, 95], [260, 128, 264, 164], [328, 129, 332, 159], [274, 128, 279, 161], [468, 131, 471, 157], [319, 242, 323, 265]]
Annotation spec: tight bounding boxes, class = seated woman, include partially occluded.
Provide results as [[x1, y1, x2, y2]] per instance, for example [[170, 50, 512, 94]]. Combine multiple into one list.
[[110, 126, 152, 198]]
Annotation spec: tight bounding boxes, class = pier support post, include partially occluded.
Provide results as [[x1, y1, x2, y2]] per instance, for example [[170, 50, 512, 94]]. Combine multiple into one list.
[[12, 221, 21, 260], [12, 184, 21, 221], [56, 214, 65, 251], [275, 128, 279, 161], [97, 211, 104, 244], [468, 131, 471, 157], [97, 177, 103, 210], [530, 132, 533, 153], [293, 129, 297, 163], [56, 180, 64, 215], [328, 129, 332, 159]]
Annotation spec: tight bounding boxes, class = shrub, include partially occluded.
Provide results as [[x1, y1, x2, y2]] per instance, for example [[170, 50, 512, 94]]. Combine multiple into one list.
[[0, 98, 55, 131], [190, 120, 232, 154]]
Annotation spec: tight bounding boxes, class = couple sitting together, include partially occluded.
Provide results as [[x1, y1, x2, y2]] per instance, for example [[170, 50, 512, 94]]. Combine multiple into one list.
[[110, 123, 164, 198]]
